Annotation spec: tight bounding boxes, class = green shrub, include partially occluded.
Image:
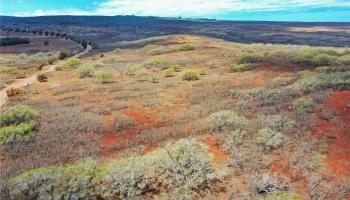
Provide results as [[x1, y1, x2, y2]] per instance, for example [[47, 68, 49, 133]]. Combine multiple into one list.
[[114, 48, 121, 54], [170, 64, 181, 72], [58, 50, 69, 60], [225, 129, 247, 145], [0, 66, 17, 74], [251, 87, 281, 106], [256, 128, 284, 150], [0, 105, 38, 127], [6, 87, 25, 97], [145, 58, 168, 69], [264, 192, 302, 200], [293, 71, 350, 93], [126, 66, 146, 77], [337, 55, 350, 65], [164, 67, 175, 77], [198, 68, 207, 75], [0, 122, 36, 144], [257, 114, 295, 132], [9, 139, 225, 200], [182, 70, 199, 81], [237, 55, 259, 64], [208, 110, 247, 131], [315, 66, 331, 73], [77, 65, 95, 78], [96, 70, 115, 83], [180, 43, 195, 51], [148, 47, 165, 55], [272, 76, 293, 86], [310, 54, 336, 66], [63, 57, 80, 69], [229, 63, 254, 72], [37, 74, 48, 82], [292, 98, 314, 113], [15, 71, 27, 79]]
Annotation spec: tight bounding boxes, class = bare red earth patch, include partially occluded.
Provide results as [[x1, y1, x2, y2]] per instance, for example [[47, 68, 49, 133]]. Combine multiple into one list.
[[253, 79, 264, 86], [202, 136, 228, 164], [312, 91, 350, 178]]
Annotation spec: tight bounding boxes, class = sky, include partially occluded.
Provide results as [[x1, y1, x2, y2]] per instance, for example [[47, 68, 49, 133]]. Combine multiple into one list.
[[1, 0, 350, 22]]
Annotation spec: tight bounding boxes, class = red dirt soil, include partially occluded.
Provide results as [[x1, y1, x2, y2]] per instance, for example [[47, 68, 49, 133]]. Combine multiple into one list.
[[253, 79, 264, 86], [202, 135, 229, 165], [312, 91, 350, 178]]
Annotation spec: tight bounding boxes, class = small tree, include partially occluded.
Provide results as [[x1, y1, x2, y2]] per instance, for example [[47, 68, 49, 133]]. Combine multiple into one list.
[[37, 74, 48, 82], [58, 50, 69, 60]]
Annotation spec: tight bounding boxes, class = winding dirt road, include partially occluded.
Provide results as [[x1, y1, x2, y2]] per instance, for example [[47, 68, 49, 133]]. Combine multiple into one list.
[[0, 45, 91, 108]]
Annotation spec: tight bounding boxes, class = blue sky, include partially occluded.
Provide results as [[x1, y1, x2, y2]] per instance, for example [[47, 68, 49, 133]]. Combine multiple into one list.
[[1, 0, 350, 22]]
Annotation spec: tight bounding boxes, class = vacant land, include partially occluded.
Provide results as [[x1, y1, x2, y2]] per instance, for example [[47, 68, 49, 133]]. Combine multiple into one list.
[[1, 34, 349, 199]]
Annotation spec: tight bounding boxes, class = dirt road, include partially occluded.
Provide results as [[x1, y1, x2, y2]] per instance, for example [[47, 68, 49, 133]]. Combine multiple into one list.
[[0, 45, 91, 108]]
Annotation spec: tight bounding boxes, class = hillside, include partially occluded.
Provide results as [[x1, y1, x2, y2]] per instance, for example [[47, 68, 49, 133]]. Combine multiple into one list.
[[1, 35, 350, 199], [1, 15, 350, 49]]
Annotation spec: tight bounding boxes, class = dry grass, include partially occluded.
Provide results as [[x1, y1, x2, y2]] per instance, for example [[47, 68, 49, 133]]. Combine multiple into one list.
[[1, 35, 350, 199]]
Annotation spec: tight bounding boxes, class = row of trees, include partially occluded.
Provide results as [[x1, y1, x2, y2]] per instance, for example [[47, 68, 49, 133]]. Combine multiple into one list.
[[0, 26, 94, 49]]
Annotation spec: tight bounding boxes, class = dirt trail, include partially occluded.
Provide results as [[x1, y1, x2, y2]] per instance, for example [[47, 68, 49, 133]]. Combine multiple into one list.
[[0, 45, 91, 108]]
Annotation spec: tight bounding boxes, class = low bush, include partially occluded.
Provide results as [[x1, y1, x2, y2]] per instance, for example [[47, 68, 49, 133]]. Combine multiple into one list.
[[48, 57, 57, 65], [6, 88, 25, 97], [58, 50, 69, 60], [114, 48, 121, 54], [145, 58, 168, 69], [208, 110, 247, 132], [225, 129, 247, 145], [238, 54, 259, 64], [0, 122, 36, 144], [182, 70, 199, 81], [169, 64, 181, 72], [0, 67, 17, 74], [180, 43, 195, 51], [126, 66, 146, 77], [14, 71, 27, 79], [253, 173, 288, 194], [256, 128, 284, 150], [257, 114, 295, 132], [8, 139, 225, 200], [315, 66, 331, 73], [96, 70, 115, 83], [0, 105, 38, 127], [337, 55, 350, 65], [265, 192, 302, 200], [63, 57, 80, 69], [272, 76, 293, 86], [229, 63, 254, 72], [77, 65, 95, 78], [310, 54, 337, 66], [251, 87, 281, 107], [164, 67, 175, 77], [37, 74, 48, 82], [198, 68, 207, 75], [293, 71, 350, 93], [292, 98, 314, 113]]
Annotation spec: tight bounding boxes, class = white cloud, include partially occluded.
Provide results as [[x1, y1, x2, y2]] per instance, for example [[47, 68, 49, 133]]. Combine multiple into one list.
[[95, 0, 350, 17], [14, 9, 91, 17], [11, 0, 350, 17]]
